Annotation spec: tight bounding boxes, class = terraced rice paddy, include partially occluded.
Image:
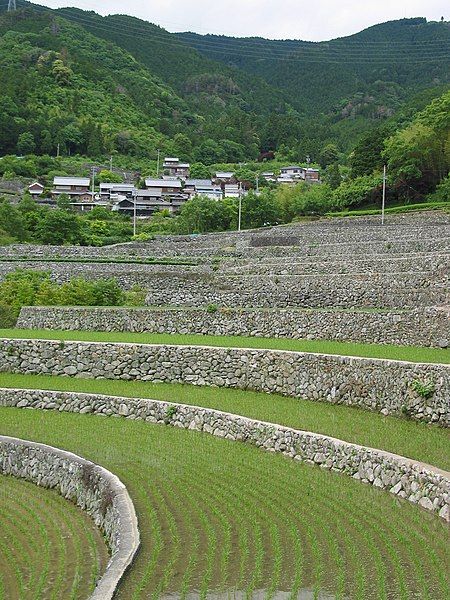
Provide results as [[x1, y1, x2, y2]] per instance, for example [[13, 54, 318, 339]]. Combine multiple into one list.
[[1, 329, 449, 364], [0, 474, 108, 600], [0, 406, 449, 600], [1, 373, 449, 471]]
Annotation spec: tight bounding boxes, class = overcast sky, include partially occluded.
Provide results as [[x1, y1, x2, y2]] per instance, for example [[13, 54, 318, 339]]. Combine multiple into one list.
[[33, 1, 448, 40]]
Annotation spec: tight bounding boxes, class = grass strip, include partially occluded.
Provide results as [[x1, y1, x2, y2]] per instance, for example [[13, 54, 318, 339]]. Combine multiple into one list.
[[1, 329, 448, 364], [0, 373, 449, 471]]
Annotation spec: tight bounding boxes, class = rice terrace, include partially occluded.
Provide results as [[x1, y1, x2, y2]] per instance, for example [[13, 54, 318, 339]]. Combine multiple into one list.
[[0, 209, 448, 600]]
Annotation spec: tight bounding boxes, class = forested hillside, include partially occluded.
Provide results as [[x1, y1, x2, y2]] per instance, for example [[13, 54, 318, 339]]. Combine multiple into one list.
[[0, 2, 449, 165], [0, 8, 197, 158]]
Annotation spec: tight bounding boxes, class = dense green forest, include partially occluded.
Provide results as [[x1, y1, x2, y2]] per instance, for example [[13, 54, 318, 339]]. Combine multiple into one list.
[[0, 2, 448, 247], [1, 2, 449, 162]]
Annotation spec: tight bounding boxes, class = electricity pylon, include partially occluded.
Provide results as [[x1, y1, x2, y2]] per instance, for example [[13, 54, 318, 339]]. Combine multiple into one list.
[[8, 0, 17, 12]]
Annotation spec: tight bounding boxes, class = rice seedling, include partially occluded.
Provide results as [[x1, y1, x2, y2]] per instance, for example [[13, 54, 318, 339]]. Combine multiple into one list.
[[1, 373, 448, 470], [0, 407, 448, 599], [0, 475, 109, 600]]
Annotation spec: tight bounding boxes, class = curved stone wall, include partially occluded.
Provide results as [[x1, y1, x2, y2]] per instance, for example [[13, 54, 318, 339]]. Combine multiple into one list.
[[17, 306, 450, 348], [1, 338, 448, 424], [1, 391, 448, 521], [0, 436, 139, 599]]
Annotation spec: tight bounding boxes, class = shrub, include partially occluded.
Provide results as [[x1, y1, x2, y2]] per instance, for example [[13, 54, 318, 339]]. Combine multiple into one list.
[[411, 379, 435, 399], [206, 303, 218, 314], [0, 304, 19, 328]]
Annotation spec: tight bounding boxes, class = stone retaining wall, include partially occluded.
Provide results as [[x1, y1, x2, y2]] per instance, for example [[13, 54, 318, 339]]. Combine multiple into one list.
[[1, 338, 448, 424], [17, 306, 450, 348], [0, 435, 140, 600], [3, 264, 447, 308], [0, 212, 448, 260], [220, 253, 449, 276], [1, 391, 448, 521]]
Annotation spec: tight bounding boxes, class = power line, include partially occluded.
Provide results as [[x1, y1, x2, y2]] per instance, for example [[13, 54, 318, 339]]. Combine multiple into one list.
[[9, 1, 450, 64]]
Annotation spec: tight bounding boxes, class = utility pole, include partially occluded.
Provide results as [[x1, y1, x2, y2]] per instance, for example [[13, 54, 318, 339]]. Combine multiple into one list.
[[133, 190, 137, 236], [91, 166, 96, 198], [256, 175, 259, 194], [56, 143, 60, 158], [110, 155, 113, 172], [156, 149, 161, 177], [7, 0, 17, 12], [238, 183, 242, 232], [381, 165, 387, 225]]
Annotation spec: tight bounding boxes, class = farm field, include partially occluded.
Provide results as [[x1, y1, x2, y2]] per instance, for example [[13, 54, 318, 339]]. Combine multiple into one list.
[[1, 329, 449, 364], [0, 406, 449, 600], [0, 474, 108, 600], [1, 373, 449, 471]]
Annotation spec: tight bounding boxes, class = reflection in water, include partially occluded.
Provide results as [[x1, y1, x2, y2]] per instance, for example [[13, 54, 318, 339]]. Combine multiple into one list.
[[162, 589, 342, 599]]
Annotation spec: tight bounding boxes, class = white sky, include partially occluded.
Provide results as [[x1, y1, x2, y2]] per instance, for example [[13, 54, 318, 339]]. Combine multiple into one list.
[[31, 1, 448, 40]]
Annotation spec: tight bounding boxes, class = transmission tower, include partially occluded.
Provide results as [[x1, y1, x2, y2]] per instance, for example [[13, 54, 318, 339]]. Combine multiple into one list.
[[8, 0, 17, 12]]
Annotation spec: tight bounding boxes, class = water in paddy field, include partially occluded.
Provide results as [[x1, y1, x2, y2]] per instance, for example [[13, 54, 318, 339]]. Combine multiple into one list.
[[162, 590, 342, 599]]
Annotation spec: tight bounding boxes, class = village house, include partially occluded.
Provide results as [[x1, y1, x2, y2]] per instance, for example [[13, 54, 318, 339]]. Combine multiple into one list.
[[224, 184, 241, 198], [99, 183, 137, 201], [51, 176, 91, 201], [260, 172, 276, 183], [303, 167, 321, 182], [184, 179, 223, 200], [145, 178, 183, 195], [163, 157, 190, 178], [214, 171, 235, 184], [280, 166, 303, 178], [28, 182, 45, 200], [113, 188, 186, 216]]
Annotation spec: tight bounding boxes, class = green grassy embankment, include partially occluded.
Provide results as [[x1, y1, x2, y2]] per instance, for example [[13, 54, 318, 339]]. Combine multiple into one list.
[[1, 373, 448, 471], [0, 407, 448, 600], [1, 330, 448, 364]]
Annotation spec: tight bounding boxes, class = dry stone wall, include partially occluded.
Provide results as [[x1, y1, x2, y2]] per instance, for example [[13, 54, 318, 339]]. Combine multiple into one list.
[[0, 436, 139, 600], [17, 306, 450, 348], [3, 264, 447, 308], [1, 338, 448, 425], [1, 391, 448, 521]]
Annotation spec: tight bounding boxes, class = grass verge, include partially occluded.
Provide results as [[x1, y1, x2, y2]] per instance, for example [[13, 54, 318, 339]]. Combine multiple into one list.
[[1, 329, 448, 364], [1, 373, 449, 471]]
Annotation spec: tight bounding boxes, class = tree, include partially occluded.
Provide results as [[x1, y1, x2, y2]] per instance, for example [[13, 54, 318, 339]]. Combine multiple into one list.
[[332, 174, 382, 209], [319, 143, 339, 168], [193, 139, 225, 165], [350, 125, 391, 178], [97, 170, 123, 184], [0, 198, 27, 241], [324, 163, 342, 189], [35, 210, 83, 245], [242, 190, 278, 228], [17, 132, 36, 155], [190, 163, 211, 179], [56, 193, 72, 211], [178, 197, 234, 233]]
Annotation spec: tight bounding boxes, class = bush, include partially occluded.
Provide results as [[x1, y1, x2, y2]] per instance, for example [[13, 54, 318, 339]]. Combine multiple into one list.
[[0, 304, 19, 328], [0, 269, 133, 319], [206, 303, 218, 314]]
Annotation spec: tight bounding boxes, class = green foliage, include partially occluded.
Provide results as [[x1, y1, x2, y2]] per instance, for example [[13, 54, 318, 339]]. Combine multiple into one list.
[[206, 303, 218, 314], [178, 196, 234, 233], [97, 170, 123, 184], [17, 131, 36, 155], [428, 175, 450, 201], [411, 379, 436, 400], [0, 269, 133, 317], [332, 174, 382, 209]]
